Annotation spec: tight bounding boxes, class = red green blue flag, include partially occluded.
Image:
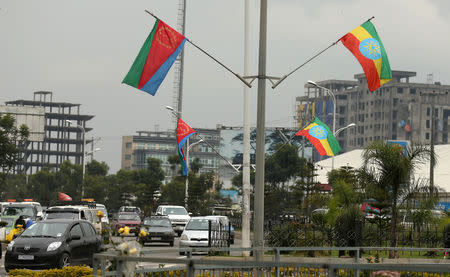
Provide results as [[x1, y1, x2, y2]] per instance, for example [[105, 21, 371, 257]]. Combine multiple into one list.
[[295, 117, 341, 156], [177, 118, 196, 176], [122, 19, 187, 96], [340, 21, 392, 92]]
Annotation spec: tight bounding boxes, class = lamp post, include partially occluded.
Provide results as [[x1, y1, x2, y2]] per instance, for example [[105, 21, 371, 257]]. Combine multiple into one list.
[[66, 120, 86, 197], [307, 80, 336, 169], [335, 123, 356, 136]]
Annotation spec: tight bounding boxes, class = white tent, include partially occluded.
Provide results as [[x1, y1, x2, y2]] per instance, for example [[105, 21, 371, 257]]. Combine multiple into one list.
[[314, 144, 450, 192]]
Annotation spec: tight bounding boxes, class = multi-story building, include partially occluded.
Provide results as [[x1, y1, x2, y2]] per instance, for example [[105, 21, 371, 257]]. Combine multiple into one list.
[[2, 91, 94, 174], [296, 70, 450, 155], [121, 128, 221, 183]]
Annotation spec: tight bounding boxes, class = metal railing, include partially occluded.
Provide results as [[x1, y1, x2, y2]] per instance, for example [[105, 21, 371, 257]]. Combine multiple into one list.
[[93, 246, 450, 277]]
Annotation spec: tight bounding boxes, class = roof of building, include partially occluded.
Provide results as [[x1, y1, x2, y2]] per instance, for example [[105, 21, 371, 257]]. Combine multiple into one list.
[[314, 144, 450, 192]]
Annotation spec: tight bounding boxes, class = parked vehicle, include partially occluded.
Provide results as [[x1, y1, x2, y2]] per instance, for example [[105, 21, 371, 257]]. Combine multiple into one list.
[[179, 216, 220, 255], [0, 202, 44, 241], [155, 205, 190, 236], [44, 205, 102, 233], [111, 212, 141, 236], [118, 206, 141, 214], [139, 216, 175, 246], [96, 204, 109, 224], [4, 219, 102, 271], [205, 215, 235, 244]]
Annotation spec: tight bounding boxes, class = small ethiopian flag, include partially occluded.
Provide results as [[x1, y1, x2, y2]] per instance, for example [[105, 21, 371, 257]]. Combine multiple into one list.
[[295, 117, 341, 156]]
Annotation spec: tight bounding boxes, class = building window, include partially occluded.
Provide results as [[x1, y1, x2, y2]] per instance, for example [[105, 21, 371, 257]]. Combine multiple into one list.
[[137, 143, 145, 149], [426, 120, 430, 128], [426, 133, 430, 140], [410, 88, 416, 94], [427, 107, 430, 116], [125, 154, 131, 160], [126, 142, 132, 149], [397, 88, 403, 94]]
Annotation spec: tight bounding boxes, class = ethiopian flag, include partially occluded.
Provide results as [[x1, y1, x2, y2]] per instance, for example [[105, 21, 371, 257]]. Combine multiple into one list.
[[177, 118, 196, 176], [123, 19, 187, 96], [295, 117, 341, 156], [340, 21, 391, 92]]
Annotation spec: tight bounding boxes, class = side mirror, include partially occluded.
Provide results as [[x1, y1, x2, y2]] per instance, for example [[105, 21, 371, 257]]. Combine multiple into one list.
[[155, 212, 162, 216], [188, 212, 193, 216]]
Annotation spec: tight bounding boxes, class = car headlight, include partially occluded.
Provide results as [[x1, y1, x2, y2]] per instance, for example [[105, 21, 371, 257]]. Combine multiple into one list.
[[180, 234, 188, 241], [47, 241, 62, 251], [7, 240, 15, 251]]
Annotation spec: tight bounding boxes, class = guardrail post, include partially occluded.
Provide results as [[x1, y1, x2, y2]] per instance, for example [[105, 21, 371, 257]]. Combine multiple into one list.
[[328, 265, 336, 277], [275, 248, 280, 277], [354, 248, 360, 277], [187, 259, 195, 277], [115, 256, 123, 277]]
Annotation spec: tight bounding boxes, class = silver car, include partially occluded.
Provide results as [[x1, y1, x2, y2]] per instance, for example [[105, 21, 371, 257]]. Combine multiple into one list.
[[178, 216, 219, 255]]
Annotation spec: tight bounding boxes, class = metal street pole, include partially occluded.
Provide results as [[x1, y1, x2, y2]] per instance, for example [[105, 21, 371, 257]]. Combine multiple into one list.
[[66, 120, 86, 198], [254, 0, 267, 263], [185, 138, 204, 211], [185, 137, 189, 210], [241, 0, 251, 257], [307, 81, 336, 169]]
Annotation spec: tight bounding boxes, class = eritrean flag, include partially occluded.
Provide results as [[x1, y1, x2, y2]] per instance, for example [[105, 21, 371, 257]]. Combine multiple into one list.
[[295, 117, 341, 156], [122, 19, 187, 96], [177, 118, 196, 176], [340, 21, 391, 92]]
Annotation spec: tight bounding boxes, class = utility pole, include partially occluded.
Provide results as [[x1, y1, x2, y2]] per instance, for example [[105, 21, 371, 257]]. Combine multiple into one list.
[[241, 0, 251, 257], [254, 0, 267, 262]]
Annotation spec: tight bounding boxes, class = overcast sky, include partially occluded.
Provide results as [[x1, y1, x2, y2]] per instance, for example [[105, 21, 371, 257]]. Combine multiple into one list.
[[1, 0, 449, 173]]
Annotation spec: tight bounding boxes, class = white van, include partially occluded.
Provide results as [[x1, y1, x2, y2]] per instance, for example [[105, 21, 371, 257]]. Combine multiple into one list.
[[44, 205, 102, 233], [96, 203, 109, 224], [156, 205, 190, 236]]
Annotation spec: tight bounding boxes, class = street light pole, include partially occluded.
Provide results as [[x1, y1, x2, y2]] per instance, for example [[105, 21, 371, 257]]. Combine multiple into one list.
[[307, 80, 336, 169], [185, 138, 204, 210], [66, 120, 86, 198]]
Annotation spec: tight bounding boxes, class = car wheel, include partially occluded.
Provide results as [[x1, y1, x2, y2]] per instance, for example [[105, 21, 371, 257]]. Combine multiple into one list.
[[58, 253, 71, 268], [169, 241, 174, 247]]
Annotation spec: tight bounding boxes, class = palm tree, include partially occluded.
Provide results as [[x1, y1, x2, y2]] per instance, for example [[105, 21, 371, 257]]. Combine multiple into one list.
[[361, 141, 434, 258]]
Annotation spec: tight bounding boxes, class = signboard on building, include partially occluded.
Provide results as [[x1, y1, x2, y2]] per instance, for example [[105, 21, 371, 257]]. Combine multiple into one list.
[[387, 140, 410, 156], [0, 105, 45, 142]]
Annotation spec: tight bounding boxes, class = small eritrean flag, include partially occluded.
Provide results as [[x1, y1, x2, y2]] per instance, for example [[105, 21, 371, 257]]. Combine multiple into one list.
[[295, 117, 341, 156], [177, 118, 196, 176], [122, 19, 187, 96], [340, 21, 391, 92]]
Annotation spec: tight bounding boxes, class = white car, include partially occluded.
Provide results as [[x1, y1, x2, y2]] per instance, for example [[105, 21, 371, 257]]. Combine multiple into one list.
[[155, 205, 190, 236], [178, 216, 220, 255]]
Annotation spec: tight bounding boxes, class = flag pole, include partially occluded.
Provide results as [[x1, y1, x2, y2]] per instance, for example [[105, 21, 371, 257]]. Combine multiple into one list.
[[271, 16, 375, 89], [145, 10, 252, 88]]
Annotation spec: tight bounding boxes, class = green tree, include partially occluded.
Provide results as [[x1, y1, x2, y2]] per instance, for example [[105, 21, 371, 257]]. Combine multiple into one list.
[[28, 168, 58, 206], [133, 157, 165, 215], [362, 141, 433, 257], [160, 176, 185, 206], [56, 160, 83, 200], [0, 113, 29, 195], [86, 160, 109, 176]]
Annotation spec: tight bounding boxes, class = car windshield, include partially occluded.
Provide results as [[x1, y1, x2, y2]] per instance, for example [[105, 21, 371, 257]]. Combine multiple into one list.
[[21, 222, 69, 238], [143, 218, 171, 227], [2, 206, 34, 217], [162, 207, 188, 215], [186, 219, 217, 230], [118, 214, 140, 221], [45, 212, 79, 220]]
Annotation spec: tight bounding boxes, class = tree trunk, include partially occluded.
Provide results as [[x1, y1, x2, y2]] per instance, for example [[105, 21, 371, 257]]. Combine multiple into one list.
[[389, 195, 399, 258]]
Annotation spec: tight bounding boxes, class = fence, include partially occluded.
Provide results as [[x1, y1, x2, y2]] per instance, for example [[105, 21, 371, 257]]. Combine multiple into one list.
[[93, 246, 450, 277], [229, 215, 448, 248]]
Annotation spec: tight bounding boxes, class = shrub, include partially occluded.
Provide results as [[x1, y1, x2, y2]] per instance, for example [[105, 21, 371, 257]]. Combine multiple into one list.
[[9, 266, 94, 277]]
